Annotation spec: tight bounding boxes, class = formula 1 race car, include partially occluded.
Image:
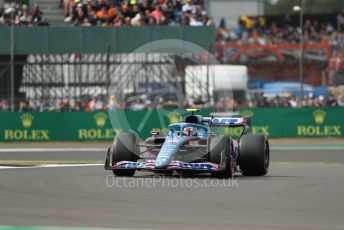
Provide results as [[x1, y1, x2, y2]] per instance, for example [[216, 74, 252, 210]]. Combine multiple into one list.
[[105, 109, 269, 178]]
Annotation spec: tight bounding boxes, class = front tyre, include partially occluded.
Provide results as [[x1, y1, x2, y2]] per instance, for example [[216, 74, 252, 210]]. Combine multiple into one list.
[[111, 133, 139, 177], [239, 134, 269, 176]]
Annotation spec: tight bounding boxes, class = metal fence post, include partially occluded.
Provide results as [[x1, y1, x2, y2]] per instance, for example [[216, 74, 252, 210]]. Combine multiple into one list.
[[10, 11, 14, 111]]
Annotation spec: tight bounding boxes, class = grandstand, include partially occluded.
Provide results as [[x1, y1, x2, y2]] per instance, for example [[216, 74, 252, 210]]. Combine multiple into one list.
[[62, 0, 212, 26]]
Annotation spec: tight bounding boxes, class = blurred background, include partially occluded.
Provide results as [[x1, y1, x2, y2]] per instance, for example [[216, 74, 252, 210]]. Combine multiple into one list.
[[0, 0, 343, 140]]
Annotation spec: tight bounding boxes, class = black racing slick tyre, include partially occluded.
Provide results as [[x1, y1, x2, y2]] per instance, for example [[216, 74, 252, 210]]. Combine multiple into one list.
[[208, 134, 234, 179], [239, 134, 269, 176], [111, 133, 139, 177]]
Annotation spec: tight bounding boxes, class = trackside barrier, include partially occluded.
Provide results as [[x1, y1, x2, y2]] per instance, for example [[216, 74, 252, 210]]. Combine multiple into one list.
[[0, 26, 215, 54], [0, 108, 343, 142]]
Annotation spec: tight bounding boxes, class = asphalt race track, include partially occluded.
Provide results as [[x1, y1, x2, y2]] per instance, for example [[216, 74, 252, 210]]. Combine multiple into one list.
[[0, 140, 344, 230]]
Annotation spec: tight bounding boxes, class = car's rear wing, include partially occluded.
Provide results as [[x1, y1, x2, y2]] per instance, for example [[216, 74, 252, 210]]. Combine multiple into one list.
[[203, 116, 251, 137], [202, 116, 251, 127]]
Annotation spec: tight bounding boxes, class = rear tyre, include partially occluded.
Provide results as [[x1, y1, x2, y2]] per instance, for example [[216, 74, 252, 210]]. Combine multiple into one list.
[[208, 134, 234, 179], [111, 133, 139, 177], [239, 134, 269, 176]]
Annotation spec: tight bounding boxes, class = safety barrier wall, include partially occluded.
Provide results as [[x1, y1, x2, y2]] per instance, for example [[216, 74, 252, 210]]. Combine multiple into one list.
[[0, 26, 215, 54], [0, 108, 343, 142], [229, 108, 344, 138]]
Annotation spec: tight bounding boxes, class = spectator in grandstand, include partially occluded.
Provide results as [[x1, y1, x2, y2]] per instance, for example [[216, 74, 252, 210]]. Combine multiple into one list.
[[155, 95, 165, 109], [202, 11, 212, 26], [327, 94, 338, 107], [73, 101, 84, 111], [329, 31, 344, 57], [317, 95, 327, 107], [270, 95, 282, 108], [18, 100, 32, 112], [161, 1, 174, 25], [19, 4, 31, 25], [151, 4, 163, 23], [130, 98, 145, 110], [63, 0, 73, 20], [31, 5, 48, 25], [80, 96, 91, 111], [72, 3, 86, 26], [107, 94, 121, 110], [0, 3, 15, 26], [108, 2, 118, 21], [59, 98, 72, 111], [182, 0, 196, 14], [37, 96, 51, 112], [95, 4, 109, 26], [300, 95, 308, 107], [81, 17, 92, 26], [89, 95, 104, 111], [257, 96, 270, 107], [337, 92, 344, 106], [0, 99, 10, 111], [189, 13, 202, 26], [288, 95, 299, 108], [337, 13, 344, 32]]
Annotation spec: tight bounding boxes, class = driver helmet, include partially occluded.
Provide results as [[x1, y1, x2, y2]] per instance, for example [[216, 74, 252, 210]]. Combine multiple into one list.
[[183, 126, 197, 136]]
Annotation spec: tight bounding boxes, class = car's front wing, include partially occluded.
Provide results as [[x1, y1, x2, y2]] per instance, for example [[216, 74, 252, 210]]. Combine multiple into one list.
[[108, 160, 221, 171], [105, 152, 228, 172]]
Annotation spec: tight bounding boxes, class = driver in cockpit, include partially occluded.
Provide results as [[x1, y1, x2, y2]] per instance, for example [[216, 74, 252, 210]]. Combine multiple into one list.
[[182, 126, 198, 136]]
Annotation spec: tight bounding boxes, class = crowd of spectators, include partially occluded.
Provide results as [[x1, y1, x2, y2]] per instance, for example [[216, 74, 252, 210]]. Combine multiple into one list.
[[1, 91, 344, 112], [1, 94, 134, 112], [63, 0, 213, 27], [0, 3, 48, 26], [249, 93, 343, 108], [207, 92, 344, 112], [217, 13, 344, 45], [216, 13, 344, 59]]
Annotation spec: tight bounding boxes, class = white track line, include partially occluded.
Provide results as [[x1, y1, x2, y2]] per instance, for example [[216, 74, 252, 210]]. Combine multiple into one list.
[[0, 226, 142, 230], [0, 148, 105, 152], [0, 164, 103, 169]]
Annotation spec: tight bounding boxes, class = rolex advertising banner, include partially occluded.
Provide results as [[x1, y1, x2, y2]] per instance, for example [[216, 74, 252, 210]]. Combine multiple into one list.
[[0, 108, 343, 142], [0, 110, 207, 142], [239, 107, 344, 137], [0, 111, 122, 142]]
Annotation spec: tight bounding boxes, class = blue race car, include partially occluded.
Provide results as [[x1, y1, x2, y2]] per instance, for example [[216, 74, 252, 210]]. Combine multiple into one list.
[[104, 109, 270, 178]]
